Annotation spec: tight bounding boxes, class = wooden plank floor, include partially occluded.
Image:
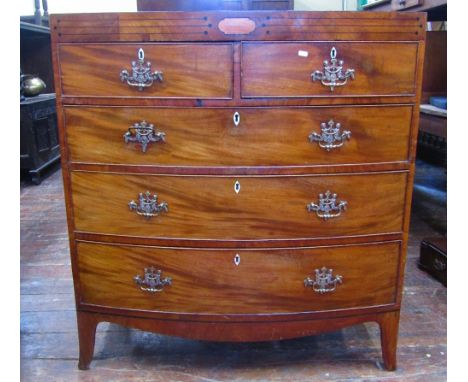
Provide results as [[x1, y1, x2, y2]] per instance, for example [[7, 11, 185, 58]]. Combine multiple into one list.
[[20, 162, 447, 382]]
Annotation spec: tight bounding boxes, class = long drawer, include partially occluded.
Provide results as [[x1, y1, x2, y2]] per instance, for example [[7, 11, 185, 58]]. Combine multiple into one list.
[[71, 172, 407, 240], [58, 43, 233, 98], [65, 105, 413, 166], [78, 241, 400, 314], [242, 42, 418, 97]]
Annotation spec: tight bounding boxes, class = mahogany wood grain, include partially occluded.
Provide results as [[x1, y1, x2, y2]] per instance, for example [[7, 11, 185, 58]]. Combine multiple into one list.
[[60, 95, 418, 107], [49, 11, 427, 372], [23, 171, 446, 378], [75, 309, 400, 370], [379, 310, 400, 371], [65, 105, 413, 167], [242, 42, 418, 98], [69, 161, 410, 176], [75, 232, 403, 250], [77, 241, 400, 314], [76, 311, 97, 370], [70, 171, 407, 240], [50, 12, 425, 43], [80, 297, 399, 323], [58, 43, 233, 98]]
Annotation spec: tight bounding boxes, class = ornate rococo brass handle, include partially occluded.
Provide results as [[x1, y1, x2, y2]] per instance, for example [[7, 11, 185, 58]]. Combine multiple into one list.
[[120, 48, 163, 91], [307, 191, 347, 220], [124, 120, 166, 153], [134, 266, 172, 293], [304, 267, 343, 294], [309, 120, 351, 151], [129, 191, 168, 219], [311, 47, 355, 91]]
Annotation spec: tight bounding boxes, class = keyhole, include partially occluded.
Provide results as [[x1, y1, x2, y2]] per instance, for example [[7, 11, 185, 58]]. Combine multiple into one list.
[[234, 254, 241, 266], [330, 47, 337, 59], [234, 180, 241, 194], [138, 48, 145, 61], [233, 112, 240, 127]]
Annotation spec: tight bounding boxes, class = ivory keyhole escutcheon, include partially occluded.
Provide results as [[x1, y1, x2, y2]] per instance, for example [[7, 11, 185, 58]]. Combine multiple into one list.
[[233, 112, 240, 127], [234, 180, 241, 194], [234, 254, 241, 266]]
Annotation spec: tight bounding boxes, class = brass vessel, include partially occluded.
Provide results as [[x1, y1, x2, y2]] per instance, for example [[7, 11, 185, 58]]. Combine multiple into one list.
[[21, 75, 46, 97]]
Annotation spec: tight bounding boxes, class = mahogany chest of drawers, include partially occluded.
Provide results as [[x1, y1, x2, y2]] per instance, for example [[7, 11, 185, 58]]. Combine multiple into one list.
[[50, 11, 426, 370]]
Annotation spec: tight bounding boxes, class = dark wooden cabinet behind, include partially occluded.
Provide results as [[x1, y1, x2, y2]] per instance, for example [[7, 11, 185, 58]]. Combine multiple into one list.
[[20, 94, 60, 184], [50, 11, 426, 371], [137, 0, 294, 11], [20, 23, 60, 183]]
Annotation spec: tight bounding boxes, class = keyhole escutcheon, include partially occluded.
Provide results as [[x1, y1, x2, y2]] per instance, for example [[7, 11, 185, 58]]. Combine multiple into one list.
[[233, 112, 240, 127], [234, 180, 241, 194]]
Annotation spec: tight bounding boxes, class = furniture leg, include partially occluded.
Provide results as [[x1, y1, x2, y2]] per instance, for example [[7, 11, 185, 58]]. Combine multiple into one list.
[[77, 311, 98, 370], [378, 311, 400, 371]]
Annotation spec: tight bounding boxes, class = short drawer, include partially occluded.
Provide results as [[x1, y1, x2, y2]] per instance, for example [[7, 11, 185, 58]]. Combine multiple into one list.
[[58, 43, 233, 98], [71, 172, 407, 240], [78, 241, 400, 314], [65, 105, 413, 166], [242, 42, 418, 97]]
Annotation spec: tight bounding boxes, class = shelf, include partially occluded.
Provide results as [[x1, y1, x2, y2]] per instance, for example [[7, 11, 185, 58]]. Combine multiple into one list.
[[20, 21, 50, 35]]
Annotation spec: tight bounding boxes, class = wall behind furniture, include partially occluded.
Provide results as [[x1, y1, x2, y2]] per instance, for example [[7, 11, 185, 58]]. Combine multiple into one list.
[[19, 0, 136, 15], [20, 0, 358, 14], [295, 0, 358, 10]]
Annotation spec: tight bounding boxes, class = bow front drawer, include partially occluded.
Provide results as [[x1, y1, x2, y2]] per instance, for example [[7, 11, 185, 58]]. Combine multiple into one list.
[[241, 42, 418, 98], [58, 43, 233, 98], [65, 105, 413, 167], [78, 241, 400, 314], [71, 171, 407, 240]]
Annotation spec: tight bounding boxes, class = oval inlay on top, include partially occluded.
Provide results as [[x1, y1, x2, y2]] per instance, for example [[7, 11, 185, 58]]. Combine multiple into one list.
[[218, 18, 256, 35]]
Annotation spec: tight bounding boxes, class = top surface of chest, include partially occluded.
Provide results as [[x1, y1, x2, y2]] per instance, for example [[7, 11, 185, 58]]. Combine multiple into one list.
[[51, 11, 425, 43]]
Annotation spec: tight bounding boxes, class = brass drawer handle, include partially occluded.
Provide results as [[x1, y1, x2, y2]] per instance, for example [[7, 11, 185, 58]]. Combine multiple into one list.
[[128, 191, 168, 219], [311, 47, 355, 91], [120, 48, 163, 91], [307, 191, 347, 220], [309, 120, 351, 151], [124, 120, 166, 153], [134, 266, 172, 293], [304, 267, 343, 294]]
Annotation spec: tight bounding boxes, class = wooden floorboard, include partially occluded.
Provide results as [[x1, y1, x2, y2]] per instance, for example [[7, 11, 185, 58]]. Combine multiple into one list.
[[20, 163, 447, 382]]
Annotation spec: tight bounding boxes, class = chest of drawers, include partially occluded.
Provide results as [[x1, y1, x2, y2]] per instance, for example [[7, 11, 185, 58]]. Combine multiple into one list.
[[50, 11, 426, 371]]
